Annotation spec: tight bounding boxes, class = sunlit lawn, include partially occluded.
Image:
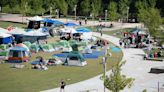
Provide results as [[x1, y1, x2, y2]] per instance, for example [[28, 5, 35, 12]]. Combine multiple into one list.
[[0, 21, 26, 28], [0, 21, 123, 92]]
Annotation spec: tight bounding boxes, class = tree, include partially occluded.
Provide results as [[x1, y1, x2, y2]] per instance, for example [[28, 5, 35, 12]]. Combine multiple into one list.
[[66, 0, 78, 14], [56, 0, 68, 16], [138, 8, 162, 36], [108, 1, 119, 21], [91, 0, 102, 19], [104, 61, 134, 92], [80, 0, 91, 16], [118, 0, 129, 21], [136, 0, 162, 37]]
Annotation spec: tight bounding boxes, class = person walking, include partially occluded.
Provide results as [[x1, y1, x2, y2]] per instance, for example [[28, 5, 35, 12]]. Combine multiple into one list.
[[60, 80, 66, 92]]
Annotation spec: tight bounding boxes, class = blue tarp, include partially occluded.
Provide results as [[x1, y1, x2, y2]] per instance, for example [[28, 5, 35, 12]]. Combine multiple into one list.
[[53, 51, 105, 59], [64, 22, 79, 26], [111, 47, 121, 52], [76, 28, 92, 33], [42, 18, 64, 25], [0, 37, 13, 44]]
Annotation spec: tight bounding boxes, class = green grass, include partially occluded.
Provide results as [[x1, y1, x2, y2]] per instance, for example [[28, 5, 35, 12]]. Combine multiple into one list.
[[103, 28, 132, 38], [0, 49, 122, 92], [0, 21, 123, 92], [0, 21, 26, 28]]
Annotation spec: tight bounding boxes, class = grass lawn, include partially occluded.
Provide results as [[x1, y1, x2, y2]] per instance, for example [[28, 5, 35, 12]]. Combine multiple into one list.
[[0, 48, 122, 92], [0, 21, 123, 92], [0, 21, 26, 28], [103, 28, 132, 38]]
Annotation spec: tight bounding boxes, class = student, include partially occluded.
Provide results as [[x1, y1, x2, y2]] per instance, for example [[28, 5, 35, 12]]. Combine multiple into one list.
[[60, 80, 66, 92]]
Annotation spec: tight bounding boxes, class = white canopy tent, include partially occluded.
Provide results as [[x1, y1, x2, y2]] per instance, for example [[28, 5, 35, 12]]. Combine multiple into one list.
[[27, 16, 43, 21]]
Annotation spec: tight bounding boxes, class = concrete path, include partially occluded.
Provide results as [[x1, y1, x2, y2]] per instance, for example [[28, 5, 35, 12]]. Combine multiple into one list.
[[42, 33, 164, 92]]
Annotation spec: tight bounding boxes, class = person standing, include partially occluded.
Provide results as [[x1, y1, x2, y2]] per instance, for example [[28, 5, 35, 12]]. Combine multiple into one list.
[[60, 80, 66, 92]]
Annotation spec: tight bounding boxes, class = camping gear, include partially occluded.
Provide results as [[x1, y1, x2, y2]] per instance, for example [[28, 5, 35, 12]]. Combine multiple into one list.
[[64, 51, 87, 66], [30, 43, 40, 53], [64, 22, 79, 27], [0, 32, 13, 44], [76, 27, 93, 40], [22, 30, 47, 43], [8, 46, 30, 63], [40, 44, 55, 52]]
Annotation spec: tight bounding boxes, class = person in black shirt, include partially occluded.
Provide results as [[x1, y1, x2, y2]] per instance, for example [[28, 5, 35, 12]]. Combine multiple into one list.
[[60, 80, 66, 92]]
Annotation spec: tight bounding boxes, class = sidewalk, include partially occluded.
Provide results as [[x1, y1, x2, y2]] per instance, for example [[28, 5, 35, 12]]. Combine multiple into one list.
[[42, 33, 164, 92]]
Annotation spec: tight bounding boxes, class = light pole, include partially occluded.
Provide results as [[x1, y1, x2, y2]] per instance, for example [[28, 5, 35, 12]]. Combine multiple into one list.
[[50, 7, 52, 18], [105, 10, 108, 22], [74, 5, 77, 20], [127, 7, 129, 22], [55, 9, 59, 18], [102, 56, 107, 92]]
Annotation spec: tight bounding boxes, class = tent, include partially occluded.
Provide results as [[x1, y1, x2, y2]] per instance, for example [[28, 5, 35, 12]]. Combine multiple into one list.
[[0, 27, 8, 33], [130, 28, 147, 35], [8, 46, 30, 63], [22, 31, 47, 43], [64, 51, 87, 66], [7, 27, 26, 35], [0, 32, 13, 44], [76, 28, 93, 40], [27, 16, 43, 29], [40, 44, 55, 52], [42, 18, 64, 25], [27, 16, 43, 21], [64, 22, 79, 27]]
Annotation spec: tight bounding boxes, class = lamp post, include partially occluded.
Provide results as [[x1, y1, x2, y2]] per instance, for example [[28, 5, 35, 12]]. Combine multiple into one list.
[[102, 56, 107, 92], [74, 5, 77, 20], [55, 9, 59, 18], [50, 7, 52, 18], [105, 10, 108, 22], [127, 7, 129, 22]]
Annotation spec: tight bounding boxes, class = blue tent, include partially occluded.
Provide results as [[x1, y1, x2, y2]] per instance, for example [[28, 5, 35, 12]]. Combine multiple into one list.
[[0, 32, 13, 44], [64, 22, 79, 26], [76, 28, 92, 33], [42, 18, 64, 25]]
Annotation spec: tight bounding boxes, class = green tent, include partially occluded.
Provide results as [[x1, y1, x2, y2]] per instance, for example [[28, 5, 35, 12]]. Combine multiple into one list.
[[40, 44, 55, 52], [64, 51, 87, 66], [30, 43, 40, 53]]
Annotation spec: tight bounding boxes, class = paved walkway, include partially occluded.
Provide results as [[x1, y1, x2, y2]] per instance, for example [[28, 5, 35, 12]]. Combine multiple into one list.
[[42, 33, 164, 92]]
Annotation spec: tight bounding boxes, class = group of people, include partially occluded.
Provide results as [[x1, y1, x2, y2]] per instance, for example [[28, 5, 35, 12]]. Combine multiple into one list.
[[32, 57, 48, 70]]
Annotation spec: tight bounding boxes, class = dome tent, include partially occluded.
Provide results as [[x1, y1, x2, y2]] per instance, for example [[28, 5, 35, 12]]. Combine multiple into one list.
[[8, 46, 30, 63], [64, 51, 87, 66]]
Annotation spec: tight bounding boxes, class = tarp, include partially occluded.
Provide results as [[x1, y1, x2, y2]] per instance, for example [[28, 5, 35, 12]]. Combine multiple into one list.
[[64, 22, 79, 27], [42, 18, 64, 25], [27, 16, 43, 21], [60, 28, 77, 33], [76, 28, 92, 33], [130, 28, 147, 35]]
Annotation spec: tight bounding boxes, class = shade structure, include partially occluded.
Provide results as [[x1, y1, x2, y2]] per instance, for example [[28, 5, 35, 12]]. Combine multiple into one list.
[[64, 22, 79, 27], [7, 27, 26, 35], [0, 27, 8, 33], [27, 16, 43, 21], [76, 27, 92, 33], [42, 18, 64, 25]]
